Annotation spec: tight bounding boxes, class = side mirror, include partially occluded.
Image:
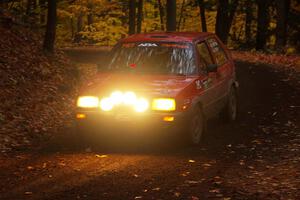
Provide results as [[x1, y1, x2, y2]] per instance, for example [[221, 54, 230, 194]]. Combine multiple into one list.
[[207, 64, 218, 73]]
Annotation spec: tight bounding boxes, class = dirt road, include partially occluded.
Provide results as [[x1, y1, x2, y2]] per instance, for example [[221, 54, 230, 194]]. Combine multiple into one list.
[[0, 61, 299, 200]]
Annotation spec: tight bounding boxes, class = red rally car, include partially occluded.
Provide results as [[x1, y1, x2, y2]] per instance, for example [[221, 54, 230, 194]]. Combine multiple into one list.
[[76, 32, 238, 145]]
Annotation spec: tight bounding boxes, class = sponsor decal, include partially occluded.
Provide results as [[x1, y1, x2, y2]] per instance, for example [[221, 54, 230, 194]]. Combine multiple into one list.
[[138, 43, 158, 47], [122, 43, 189, 49]]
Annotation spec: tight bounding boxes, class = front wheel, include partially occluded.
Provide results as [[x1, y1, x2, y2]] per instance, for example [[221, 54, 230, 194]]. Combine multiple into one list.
[[187, 106, 205, 145]]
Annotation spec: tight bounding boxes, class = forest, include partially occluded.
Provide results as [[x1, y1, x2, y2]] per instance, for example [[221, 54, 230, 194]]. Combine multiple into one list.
[[1, 0, 299, 53]]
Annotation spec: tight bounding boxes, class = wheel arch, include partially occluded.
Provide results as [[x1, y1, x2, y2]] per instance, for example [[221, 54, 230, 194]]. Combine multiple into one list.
[[190, 97, 204, 113], [192, 99, 207, 135], [227, 79, 239, 96], [232, 81, 239, 89], [190, 98, 207, 120]]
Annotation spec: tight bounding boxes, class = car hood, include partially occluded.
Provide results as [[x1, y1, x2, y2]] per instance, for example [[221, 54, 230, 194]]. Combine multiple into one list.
[[80, 73, 198, 98]]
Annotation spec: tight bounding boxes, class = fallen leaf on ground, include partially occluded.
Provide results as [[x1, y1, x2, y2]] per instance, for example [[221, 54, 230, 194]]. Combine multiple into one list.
[[27, 166, 34, 170], [152, 187, 160, 191], [174, 192, 181, 197], [95, 154, 108, 158], [209, 189, 220, 193], [24, 192, 32, 195], [180, 171, 190, 177], [185, 180, 199, 184], [58, 162, 66, 166]]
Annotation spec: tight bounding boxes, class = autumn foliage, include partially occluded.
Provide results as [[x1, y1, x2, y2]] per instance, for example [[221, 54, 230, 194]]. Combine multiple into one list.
[[0, 26, 78, 151]]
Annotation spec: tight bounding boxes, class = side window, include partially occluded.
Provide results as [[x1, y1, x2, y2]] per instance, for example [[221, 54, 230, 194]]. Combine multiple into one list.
[[196, 42, 214, 71], [207, 38, 228, 66]]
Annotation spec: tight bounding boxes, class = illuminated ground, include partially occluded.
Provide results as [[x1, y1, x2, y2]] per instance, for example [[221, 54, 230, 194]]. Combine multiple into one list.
[[0, 62, 299, 200]]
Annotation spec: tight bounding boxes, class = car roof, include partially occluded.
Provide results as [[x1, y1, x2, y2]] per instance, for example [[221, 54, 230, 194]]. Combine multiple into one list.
[[122, 32, 213, 43]]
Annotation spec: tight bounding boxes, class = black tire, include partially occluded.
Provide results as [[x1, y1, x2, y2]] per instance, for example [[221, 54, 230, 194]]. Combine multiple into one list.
[[187, 106, 205, 145], [221, 87, 238, 122]]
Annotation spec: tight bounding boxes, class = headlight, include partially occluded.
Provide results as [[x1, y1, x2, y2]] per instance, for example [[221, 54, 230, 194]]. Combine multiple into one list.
[[77, 96, 99, 108], [152, 98, 176, 111]]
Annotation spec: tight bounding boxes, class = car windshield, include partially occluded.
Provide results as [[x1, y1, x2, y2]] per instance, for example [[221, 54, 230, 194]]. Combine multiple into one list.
[[106, 42, 197, 75]]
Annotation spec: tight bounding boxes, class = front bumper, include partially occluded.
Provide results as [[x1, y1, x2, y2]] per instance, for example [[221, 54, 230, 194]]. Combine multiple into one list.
[[76, 109, 191, 136]]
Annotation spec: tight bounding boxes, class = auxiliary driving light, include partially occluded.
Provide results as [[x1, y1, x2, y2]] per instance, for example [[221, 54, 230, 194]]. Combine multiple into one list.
[[77, 96, 99, 108], [100, 97, 114, 111], [123, 91, 137, 105], [152, 98, 176, 111], [78, 93, 175, 113], [98, 91, 150, 112], [110, 91, 123, 105], [134, 98, 149, 113]]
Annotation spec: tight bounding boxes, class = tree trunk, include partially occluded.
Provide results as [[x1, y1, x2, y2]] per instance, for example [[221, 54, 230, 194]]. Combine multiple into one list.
[[70, 17, 74, 40], [87, 0, 93, 41], [26, 0, 37, 24], [245, 0, 253, 44], [256, 0, 270, 50], [177, 0, 185, 31], [215, 0, 228, 42], [87, 14, 93, 26], [157, 0, 165, 31], [87, 0, 93, 26], [128, 0, 136, 35], [215, 0, 238, 44], [166, 0, 176, 32], [74, 12, 83, 43], [26, 0, 35, 15], [43, 0, 56, 53], [39, 0, 46, 25], [26, 0, 31, 15], [275, 0, 289, 50], [137, 0, 143, 33], [227, 0, 238, 33], [197, 0, 207, 32], [181, 10, 187, 31]]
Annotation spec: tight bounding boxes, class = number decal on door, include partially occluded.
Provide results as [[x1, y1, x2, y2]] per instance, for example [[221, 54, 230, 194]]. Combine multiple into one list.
[[195, 80, 202, 90]]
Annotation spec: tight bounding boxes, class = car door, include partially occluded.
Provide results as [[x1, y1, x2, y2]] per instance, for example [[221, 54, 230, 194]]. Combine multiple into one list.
[[206, 37, 231, 111], [195, 41, 220, 118]]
